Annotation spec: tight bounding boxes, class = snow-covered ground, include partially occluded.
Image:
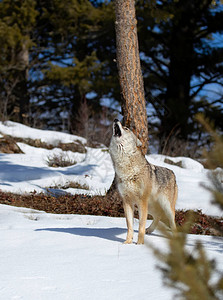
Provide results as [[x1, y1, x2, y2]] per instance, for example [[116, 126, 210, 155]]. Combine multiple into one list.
[[1, 204, 223, 300], [0, 121, 223, 300]]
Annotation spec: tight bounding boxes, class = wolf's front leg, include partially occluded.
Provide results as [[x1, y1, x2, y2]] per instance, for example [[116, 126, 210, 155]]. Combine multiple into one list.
[[123, 201, 134, 244], [137, 201, 148, 244]]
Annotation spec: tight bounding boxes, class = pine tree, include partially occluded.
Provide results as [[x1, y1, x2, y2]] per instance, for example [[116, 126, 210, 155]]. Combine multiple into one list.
[[137, 0, 223, 153], [0, 0, 37, 123], [35, 0, 116, 134]]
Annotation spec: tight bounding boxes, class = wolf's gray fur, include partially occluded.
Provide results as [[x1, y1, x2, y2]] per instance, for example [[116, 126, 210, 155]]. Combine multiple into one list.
[[109, 119, 177, 244]]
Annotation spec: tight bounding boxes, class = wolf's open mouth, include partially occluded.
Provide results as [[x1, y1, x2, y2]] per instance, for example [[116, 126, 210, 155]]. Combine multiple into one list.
[[114, 123, 121, 137]]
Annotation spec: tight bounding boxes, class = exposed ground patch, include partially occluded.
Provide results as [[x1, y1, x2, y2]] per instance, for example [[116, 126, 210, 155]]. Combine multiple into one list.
[[0, 191, 222, 236]]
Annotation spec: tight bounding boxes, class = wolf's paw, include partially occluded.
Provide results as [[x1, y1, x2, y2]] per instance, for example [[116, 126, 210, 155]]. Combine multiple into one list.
[[137, 241, 144, 245], [123, 239, 133, 244], [145, 227, 153, 235], [137, 237, 144, 245]]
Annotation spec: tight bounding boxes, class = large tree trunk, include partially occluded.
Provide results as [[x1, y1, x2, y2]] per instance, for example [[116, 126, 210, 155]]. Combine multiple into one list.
[[107, 0, 148, 196], [115, 0, 148, 155]]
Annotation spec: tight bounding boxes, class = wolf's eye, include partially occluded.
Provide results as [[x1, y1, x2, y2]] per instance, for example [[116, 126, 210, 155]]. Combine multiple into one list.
[[123, 127, 129, 131]]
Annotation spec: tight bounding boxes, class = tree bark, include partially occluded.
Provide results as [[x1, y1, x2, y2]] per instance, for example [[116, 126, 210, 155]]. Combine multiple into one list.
[[115, 0, 148, 155], [107, 0, 149, 196]]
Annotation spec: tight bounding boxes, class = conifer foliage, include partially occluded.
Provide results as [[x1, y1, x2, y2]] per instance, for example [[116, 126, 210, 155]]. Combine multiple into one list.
[[153, 119, 223, 299], [0, 0, 222, 149]]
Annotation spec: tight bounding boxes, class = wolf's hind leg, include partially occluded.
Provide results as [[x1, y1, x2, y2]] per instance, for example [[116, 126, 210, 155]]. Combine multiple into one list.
[[158, 196, 176, 232], [168, 212, 176, 232], [165, 203, 176, 232], [146, 217, 160, 234]]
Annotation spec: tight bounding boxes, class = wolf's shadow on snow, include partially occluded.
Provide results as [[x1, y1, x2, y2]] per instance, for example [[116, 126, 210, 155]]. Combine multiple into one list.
[[36, 227, 126, 243]]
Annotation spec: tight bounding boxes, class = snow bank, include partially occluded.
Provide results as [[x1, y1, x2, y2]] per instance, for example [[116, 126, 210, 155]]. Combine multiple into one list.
[[148, 154, 204, 172], [0, 121, 222, 217], [0, 121, 87, 145]]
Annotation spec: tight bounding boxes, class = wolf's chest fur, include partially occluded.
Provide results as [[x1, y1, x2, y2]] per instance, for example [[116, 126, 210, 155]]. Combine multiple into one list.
[[111, 148, 146, 179], [110, 144, 149, 197]]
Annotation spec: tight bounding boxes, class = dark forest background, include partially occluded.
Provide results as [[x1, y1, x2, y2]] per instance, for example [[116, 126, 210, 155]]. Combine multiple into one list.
[[0, 0, 222, 155]]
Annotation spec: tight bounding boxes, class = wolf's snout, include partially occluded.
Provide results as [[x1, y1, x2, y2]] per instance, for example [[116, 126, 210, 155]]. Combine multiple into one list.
[[113, 120, 122, 137]]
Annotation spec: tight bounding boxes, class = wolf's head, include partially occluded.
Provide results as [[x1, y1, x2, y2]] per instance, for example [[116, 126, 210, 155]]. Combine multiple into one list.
[[110, 119, 142, 155]]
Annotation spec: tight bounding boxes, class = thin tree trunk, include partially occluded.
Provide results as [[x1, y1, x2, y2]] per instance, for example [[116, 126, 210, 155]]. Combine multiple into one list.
[[160, 31, 193, 152], [14, 41, 29, 124], [115, 0, 148, 155]]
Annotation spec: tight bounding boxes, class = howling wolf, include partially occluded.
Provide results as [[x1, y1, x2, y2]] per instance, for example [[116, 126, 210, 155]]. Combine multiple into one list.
[[109, 119, 177, 244]]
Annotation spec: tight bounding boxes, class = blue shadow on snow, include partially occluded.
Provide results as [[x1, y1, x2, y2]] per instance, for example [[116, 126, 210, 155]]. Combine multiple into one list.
[[36, 227, 126, 243], [0, 160, 97, 182]]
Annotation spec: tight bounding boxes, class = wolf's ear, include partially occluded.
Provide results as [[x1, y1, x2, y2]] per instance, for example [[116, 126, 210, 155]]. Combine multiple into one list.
[[136, 137, 142, 148]]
